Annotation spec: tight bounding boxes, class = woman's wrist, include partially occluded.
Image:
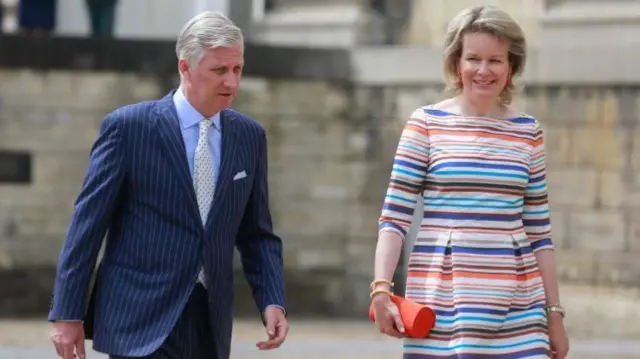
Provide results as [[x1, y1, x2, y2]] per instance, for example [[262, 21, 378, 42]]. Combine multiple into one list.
[[370, 288, 393, 301], [369, 279, 394, 302], [370, 279, 394, 291], [545, 304, 565, 318]]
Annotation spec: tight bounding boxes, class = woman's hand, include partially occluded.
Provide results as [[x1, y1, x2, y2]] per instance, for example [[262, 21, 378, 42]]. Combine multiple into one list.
[[548, 314, 569, 359], [371, 292, 405, 338]]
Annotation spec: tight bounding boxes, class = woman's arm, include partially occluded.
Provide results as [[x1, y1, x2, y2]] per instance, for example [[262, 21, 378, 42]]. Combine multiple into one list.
[[371, 113, 431, 337], [524, 121, 560, 306], [374, 231, 404, 291], [535, 249, 560, 306], [527, 120, 570, 357], [374, 113, 431, 291]]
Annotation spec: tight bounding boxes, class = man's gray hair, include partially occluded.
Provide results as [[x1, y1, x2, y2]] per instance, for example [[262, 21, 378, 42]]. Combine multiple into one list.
[[176, 11, 244, 68]]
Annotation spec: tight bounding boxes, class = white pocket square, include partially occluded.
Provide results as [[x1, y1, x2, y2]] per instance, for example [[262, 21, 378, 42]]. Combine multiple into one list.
[[233, 171, 247, 180]]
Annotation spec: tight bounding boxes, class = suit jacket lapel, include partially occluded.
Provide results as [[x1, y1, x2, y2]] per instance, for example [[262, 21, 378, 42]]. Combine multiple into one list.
[[153, 92, 200, 220], [205, 109, 239, 229]]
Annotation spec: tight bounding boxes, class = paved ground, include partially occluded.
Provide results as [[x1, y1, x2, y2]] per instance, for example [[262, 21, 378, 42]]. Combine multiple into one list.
[[1, 319, 639, 359]]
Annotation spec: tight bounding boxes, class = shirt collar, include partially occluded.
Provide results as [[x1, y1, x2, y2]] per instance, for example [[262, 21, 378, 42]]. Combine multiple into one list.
[[172, 87, 221, 130]]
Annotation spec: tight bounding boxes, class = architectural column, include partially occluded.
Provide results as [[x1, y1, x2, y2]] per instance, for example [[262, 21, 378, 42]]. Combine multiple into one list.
[[539, 0, 640, 47], [248, 0, 386, 48]]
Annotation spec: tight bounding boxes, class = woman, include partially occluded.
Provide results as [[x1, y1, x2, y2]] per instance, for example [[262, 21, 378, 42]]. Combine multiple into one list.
[[370, 5, 570, 359]]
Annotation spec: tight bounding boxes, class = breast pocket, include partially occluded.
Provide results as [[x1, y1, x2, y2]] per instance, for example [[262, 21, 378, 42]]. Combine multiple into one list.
[[221, 166, 254, 210], [230, 168, 252, 190]]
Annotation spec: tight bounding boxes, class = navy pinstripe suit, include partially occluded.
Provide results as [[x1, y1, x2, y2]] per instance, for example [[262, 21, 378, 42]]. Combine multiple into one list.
[[48, 90, 287, 359]]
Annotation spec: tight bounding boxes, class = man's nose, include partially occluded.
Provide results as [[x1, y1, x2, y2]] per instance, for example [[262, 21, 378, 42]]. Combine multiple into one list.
[[224, 74, 239, 89]]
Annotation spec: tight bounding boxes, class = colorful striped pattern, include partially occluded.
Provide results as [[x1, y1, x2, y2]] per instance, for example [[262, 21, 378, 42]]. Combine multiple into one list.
[[379, 107, 553, 358]]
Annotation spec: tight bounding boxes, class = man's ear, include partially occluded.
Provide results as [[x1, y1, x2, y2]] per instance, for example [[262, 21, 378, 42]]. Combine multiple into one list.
[[178, 59, 190, 77]]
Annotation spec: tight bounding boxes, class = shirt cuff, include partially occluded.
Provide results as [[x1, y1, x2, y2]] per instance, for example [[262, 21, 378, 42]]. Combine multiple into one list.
[[265, 304, 287, 316]]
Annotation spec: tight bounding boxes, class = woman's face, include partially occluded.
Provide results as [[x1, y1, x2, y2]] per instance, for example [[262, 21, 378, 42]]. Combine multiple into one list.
[[458, 32, 511, 102]]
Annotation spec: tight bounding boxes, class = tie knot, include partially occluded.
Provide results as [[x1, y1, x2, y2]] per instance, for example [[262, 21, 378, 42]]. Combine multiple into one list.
[[200, 118, 213, 128], [199, 118, 213, 133]]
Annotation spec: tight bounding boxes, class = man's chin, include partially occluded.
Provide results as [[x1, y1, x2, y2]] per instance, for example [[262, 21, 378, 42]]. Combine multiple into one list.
[[217, 97, 234, 108]]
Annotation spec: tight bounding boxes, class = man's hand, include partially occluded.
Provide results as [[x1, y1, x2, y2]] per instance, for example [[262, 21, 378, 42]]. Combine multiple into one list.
[[50, 321, 86, 359], [257, 306, 288, 350]]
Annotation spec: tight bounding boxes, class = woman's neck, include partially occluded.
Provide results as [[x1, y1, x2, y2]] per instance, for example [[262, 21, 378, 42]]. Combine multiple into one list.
[[457, 95, 505, 119]]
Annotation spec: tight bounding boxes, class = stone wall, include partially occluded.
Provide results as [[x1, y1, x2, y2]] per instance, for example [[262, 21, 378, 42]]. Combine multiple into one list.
[[394, 85, 640, 270], [0, 69, 639, 339], [0, 70, 163, 315], [235, 79, 640, 338], [0, 69, 389, 318], [230, 81, 402, 316], [377, 84, 640, 339]]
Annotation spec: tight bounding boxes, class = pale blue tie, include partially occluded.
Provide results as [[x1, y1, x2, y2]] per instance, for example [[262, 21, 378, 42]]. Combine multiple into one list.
[[194, 118, 215, 286]]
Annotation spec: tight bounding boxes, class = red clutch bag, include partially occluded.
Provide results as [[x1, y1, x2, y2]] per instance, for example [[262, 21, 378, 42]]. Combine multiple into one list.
[[368, 294, 436, 338]]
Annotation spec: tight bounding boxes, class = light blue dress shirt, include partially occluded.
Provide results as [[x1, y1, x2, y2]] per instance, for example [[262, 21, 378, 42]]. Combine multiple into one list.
[[172, 88, 221, 181], [172, 88, 285, 316]]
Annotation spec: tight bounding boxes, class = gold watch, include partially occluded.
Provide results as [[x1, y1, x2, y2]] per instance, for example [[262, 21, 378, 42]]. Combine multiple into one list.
[[545, 304, 566, 318]]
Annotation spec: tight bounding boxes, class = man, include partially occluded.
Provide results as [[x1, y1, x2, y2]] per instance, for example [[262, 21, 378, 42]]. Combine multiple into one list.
[[48, 11, 288, 359]]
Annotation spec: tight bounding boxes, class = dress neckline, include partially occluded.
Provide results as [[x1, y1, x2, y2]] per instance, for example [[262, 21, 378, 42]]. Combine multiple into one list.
[[422, 106, 530, 122]]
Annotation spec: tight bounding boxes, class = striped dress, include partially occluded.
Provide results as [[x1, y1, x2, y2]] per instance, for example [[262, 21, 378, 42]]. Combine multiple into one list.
[[379, 106, 553, 358]]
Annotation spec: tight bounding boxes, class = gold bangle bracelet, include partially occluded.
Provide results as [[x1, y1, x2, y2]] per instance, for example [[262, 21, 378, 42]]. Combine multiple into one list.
[[369, 279, 394, 290], [545, 304, 566, 318], [370, 288, 393, 300]]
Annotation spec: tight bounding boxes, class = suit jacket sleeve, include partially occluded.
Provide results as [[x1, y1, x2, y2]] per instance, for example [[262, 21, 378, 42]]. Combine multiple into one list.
[[235, 130, 286, 314], [48, 112, 127, 321]]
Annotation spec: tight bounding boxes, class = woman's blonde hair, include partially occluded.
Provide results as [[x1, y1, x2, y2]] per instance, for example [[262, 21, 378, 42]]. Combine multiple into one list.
[[442, 5, 527, 105]]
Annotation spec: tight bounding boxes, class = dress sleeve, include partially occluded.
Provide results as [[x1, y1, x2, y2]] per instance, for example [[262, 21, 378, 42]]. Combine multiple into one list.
[[378, 113, 430, 241], [523, 120, 554, 252]]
